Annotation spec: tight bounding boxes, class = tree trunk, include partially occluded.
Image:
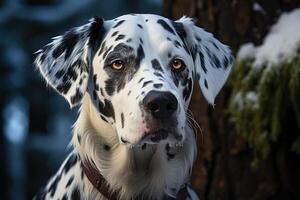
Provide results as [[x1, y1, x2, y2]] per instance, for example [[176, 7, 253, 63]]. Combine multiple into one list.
[[162, 1, 300, 200]]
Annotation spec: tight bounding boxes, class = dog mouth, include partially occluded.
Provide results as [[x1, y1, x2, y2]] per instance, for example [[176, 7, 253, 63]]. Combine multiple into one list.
[[142, 128, 169, 143], [120, 127, 183, 146]]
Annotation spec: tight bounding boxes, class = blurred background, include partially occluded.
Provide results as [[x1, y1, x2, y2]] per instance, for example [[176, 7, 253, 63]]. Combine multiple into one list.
[[1, 0, 300, 199]]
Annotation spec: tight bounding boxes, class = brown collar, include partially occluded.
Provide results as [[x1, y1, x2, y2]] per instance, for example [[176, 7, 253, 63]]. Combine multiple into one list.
[[82, 160, 119, 200]]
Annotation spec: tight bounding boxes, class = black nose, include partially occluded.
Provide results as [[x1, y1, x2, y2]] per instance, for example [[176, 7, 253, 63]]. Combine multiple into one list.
[[143, 91, 178, 119]]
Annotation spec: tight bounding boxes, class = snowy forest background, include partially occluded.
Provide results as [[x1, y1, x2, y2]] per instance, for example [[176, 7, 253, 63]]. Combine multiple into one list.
[[1, 0, 300, 199]]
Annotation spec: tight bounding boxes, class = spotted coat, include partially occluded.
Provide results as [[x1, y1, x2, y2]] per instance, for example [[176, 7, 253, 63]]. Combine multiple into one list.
[[34, 14, 233, 200]]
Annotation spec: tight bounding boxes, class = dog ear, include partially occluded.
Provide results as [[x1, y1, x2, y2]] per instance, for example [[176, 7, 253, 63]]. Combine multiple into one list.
[[173, 17, 234, 105], [34, 17, 105, 107]]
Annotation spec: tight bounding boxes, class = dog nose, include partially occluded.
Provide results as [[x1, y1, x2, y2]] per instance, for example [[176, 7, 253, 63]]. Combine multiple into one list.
[[143, 91, 178, 119]]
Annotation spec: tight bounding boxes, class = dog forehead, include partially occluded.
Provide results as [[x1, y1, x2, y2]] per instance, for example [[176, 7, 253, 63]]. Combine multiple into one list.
[[105, 14, 180, 45]]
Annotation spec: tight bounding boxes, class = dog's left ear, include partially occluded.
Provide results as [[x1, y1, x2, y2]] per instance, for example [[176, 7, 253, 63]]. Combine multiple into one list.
[[35, 17, 105, 107], [173, 17, 234, 105]]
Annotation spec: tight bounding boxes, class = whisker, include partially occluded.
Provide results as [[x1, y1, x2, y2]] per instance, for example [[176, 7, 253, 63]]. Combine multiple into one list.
[[186, 109, 203, 145]]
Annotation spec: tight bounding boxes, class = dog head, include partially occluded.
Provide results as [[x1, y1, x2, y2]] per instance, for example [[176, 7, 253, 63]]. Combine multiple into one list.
[[35, 14, 233, 146]]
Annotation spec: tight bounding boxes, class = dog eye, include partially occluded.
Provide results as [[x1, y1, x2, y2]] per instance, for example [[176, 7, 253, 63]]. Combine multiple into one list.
[[171, 58, 185, 71], [110, 60, 125, 70]]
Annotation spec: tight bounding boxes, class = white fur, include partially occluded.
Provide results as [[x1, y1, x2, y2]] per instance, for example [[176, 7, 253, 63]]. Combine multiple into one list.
[[71, 94, 197, 199]]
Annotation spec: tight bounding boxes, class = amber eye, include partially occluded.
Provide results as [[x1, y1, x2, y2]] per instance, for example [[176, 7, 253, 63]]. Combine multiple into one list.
[[171, 58, 185, 71], [110, 60, 125, 70]]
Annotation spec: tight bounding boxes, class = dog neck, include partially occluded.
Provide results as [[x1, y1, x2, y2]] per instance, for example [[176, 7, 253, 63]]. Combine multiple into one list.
[[72, 94, 197, 199]]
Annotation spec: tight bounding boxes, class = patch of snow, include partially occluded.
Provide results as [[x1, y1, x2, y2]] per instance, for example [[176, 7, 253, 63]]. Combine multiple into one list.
[[246, 91, 257, 103], [237, 8, 300, 67], [237, 43, 256, 60], [233, 92, 243, 109], [253, 3, 266, 14]]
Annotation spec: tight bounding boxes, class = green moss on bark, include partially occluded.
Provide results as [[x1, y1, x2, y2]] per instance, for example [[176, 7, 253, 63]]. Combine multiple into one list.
[[228, 50, 300, 168]]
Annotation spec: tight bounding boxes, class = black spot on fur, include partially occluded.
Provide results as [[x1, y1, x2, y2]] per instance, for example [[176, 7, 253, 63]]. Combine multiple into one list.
[[136, 44, 145, 66], [199, 51, 207, 73], [64, 154, 78, 174], [157, 19, 175, 35], [104, 144, 111, 151], [48, 173, 61, 197], [126, 38, 132, 43], [153, 83, 163, 89], [71, 187, 81, 200], [172, 21, 189, 54], [173, 40, 182, 48], [142, 143, 147, 150], [211, 40, 220, 50], [151, 59, 163, 72], [172, 65, 189, 87], [62, 194, 68, 200], [98, 99, 115, 120], [93, 74, 99, 90], [223, 56, 229, 69], [139, 38, 144, 44], [142, 80, 153, 88], [138, 77, 145, 83], [121, 112, 124, 128], [115, 34, 125, 41], [196, 73, 200, 81], [172, 22, 187, 39], [137, 24, 143, 29], [103, 45, 113, 59], [98, 40, 106, 56], [113, 20, 125, 28], [145, 19, 149, 22], [100, 88, 104, 96], [77, 134, 81, 144], [167, 52, 172, 58], [70, 88, 83, 105], [80, 164, 84, 179], [101, 115, 109, 123], [212, 54, 221, 68], [79, 78, 84, 85], [55, 69, 65, 79], [56, 81, 72, 94], [52, 30, 79, 59], [205, 46, 215, 67], [104, 78, 115, 96], [121, 137, 129, 144], [128, 90, 131, 96], [93, 90, 97, 100], [61, 60, 81, 83], [65, 176, 74, 188], [111, 31, 118, 37], [88, 17, 105, 56], [195, 36, 202, 42], [153, 72, 163, 78], [182, 78, 193, 101], [204, 79, 208, 89]]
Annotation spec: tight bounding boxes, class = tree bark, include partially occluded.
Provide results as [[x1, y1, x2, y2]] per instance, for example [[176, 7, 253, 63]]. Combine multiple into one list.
[[162, 1, 300, 199]]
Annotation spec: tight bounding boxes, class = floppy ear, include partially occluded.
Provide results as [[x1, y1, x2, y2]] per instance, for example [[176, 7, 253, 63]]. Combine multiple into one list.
[[173, 17, 234, 105], [34, 17, 105, 107]]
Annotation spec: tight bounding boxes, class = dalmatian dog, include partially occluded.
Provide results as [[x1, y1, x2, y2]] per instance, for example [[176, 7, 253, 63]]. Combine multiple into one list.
[[33, 14, 233, 200]]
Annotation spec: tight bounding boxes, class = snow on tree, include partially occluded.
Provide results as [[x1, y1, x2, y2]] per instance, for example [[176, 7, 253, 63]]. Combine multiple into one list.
[[229, 8, 300, 167]]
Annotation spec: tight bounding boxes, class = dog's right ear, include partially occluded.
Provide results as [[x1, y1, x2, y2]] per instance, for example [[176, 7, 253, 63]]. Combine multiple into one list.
[[35, 17, 105, 107]]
